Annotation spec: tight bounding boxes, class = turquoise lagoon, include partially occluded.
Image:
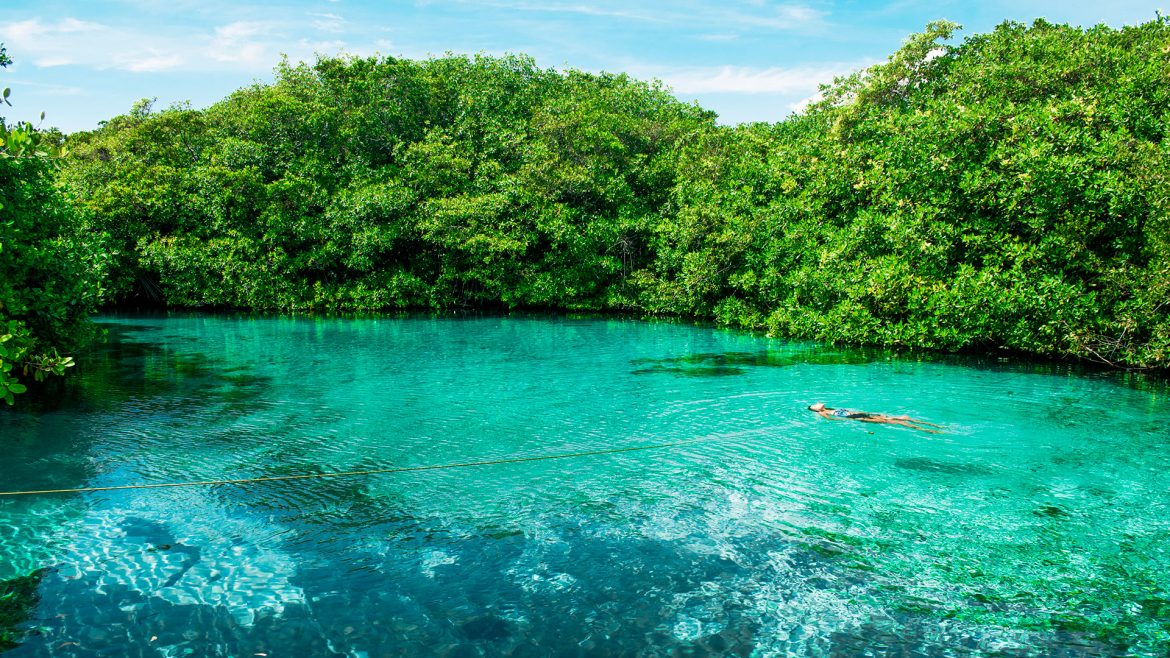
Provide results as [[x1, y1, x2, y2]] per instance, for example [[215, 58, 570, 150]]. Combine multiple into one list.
[[1, 314, 1168, 656]]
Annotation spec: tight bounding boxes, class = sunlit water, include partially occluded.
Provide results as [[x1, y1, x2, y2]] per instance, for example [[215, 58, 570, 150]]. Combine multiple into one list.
[[1, 314, 1168, 657]]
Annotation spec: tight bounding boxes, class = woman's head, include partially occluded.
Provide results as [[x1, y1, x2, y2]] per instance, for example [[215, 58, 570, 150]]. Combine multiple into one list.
[[808, 402, 826, 411]]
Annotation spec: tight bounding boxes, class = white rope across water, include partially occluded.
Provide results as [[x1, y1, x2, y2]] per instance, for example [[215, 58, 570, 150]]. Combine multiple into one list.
[[0, 437, 715, 497]]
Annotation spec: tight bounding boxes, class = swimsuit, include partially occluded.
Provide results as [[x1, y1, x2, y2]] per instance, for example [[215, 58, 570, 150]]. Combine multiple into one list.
[[832, 408, 875, 419]]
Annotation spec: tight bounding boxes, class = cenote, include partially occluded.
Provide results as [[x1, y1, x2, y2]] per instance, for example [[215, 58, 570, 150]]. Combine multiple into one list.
[[1, 314, 1168, 657]]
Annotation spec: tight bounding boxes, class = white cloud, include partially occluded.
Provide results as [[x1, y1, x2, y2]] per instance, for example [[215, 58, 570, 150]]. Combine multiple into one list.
[[0, 15, 360, 75], [0, 18, 102, 52], [295, 38, 350, 56], [655, 62, 865, 95], [117, 52, 186, 73], [311, 12, 347, 32], [34, 56, 75, 68], [0, 18, 121, 70], [722, 4, 827, 30], [777, 4, 823, 22], [449, 0, 825, 31], [215, 20, 272, 40], [209, 21, 279, 68], [2, 79, 84, 96], [56, 17, 104, 33], [469, 1, 672, 23], [788, 90, 823, 113], [0, 17, 233, 73]]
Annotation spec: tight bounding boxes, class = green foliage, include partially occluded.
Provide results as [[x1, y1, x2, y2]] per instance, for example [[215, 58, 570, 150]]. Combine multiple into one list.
[[0, 44, 107, 403], [58, 18, 1170, 369], [639, 16, 1170, 368], [62, 54, 714, 313]]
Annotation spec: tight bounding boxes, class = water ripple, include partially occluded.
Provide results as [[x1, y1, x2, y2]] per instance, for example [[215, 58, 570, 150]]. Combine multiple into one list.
[[0, 315, 1167, 656]]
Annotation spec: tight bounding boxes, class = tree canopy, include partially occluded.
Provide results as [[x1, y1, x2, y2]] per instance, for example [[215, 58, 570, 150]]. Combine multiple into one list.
[[3, 16, 1167, 404], [61, 55, 714, 314], [640, 17, 1170, 368], [0, 44, 108, 404]]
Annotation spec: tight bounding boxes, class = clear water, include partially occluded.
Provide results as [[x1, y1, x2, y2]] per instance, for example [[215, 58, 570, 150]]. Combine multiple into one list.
[[1, 314, 1168, 657]]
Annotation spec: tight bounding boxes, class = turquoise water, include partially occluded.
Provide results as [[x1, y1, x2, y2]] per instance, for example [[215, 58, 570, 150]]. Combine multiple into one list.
[[1, 314, 1168, 657]]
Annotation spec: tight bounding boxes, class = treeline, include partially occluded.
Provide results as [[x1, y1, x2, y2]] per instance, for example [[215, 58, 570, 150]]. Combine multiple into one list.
[[647, 19, 1170, 368], [3, 17, 1169, 400], [0, 45, 106, 404], [61, 55, 710, 312]]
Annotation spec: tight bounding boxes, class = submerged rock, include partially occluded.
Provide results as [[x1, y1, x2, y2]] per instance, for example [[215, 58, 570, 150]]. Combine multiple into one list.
[[0, 567, 46, 651]]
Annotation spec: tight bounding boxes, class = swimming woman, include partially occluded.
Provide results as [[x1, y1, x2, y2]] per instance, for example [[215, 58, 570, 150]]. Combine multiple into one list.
[[807, 402, 943, 433]]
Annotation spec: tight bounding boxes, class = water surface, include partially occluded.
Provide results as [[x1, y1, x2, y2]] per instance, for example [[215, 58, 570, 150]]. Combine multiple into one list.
[[1, 314, 1168, 656]]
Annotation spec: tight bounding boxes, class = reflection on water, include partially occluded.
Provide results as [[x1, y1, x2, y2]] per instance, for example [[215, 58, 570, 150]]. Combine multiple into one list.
[[0, 313, 1168, 656]]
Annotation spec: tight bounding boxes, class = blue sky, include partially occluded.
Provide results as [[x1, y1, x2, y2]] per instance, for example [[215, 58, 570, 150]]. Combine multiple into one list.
[[0, 1, 1163, 132]]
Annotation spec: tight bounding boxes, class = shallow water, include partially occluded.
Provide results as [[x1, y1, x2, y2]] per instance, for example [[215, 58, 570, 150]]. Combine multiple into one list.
[[1, 314, 1168, 657]]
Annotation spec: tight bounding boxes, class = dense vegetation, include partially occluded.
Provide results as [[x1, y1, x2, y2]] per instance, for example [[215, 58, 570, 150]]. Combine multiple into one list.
[[61, 55, 713, 312], [3, 15, 1170, 401], [647, 19, 1170, 368], [0, 46, 107, 403]]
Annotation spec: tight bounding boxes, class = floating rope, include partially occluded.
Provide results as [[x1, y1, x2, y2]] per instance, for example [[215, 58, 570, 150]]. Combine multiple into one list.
[[0, 437, 710, 497]]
